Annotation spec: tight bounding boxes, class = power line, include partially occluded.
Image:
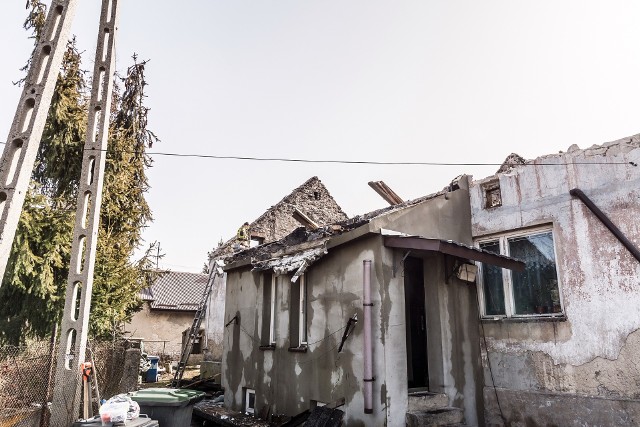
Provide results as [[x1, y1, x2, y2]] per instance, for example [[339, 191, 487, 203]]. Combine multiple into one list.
[[0, 141, 637, 167]]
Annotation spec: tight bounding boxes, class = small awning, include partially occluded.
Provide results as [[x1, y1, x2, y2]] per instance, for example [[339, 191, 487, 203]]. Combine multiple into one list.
[[383, 235, 525, 271]]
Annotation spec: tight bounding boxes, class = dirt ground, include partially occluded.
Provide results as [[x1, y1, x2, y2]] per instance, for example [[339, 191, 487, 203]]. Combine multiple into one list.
[[139, 365, 201, 389]]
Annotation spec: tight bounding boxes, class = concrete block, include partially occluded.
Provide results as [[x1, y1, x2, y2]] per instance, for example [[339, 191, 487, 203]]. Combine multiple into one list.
[[200, 361, 221, 382], [118, 348, 142, 393], [407, 391, 449, 411], [406, 407, 464, 426]]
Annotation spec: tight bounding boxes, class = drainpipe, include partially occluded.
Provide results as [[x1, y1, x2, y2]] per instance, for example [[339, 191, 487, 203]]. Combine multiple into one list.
[[570, 188, 640, 263], [363, 260, 374, 414]]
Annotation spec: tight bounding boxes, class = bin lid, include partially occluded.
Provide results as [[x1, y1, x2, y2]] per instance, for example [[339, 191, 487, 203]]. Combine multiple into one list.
[[130, 388, 205, 407]]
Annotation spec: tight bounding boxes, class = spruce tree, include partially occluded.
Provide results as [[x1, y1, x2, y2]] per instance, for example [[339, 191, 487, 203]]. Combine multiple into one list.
[[90, 59, 159, 338]]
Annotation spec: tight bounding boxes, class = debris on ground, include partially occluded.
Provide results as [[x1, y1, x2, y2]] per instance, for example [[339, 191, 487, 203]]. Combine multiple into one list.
[[193, 400, 271, 426], [193, 400, 344, 427]]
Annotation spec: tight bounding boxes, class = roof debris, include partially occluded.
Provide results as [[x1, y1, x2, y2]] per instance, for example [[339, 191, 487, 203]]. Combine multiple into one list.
[[368, 180, 404, 205], [252, 246, 328, 283], [223, 187, 452, 270]]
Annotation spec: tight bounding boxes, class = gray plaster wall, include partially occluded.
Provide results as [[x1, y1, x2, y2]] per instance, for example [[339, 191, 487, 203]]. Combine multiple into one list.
[[126, 303, 194, 357], [369, 184, 472, 244], [221, 186, 484, 426], [203, 273, 226, 360], [222, 236, 394, 426], [469, 136, 640, 425]]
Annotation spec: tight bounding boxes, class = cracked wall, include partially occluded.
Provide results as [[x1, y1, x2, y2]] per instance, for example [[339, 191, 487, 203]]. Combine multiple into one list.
[[470, 134, 640, 426]]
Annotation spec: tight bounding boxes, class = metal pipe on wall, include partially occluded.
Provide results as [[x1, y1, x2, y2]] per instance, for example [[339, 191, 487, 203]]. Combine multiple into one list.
[[570, 188, 640, 263], [363, 259, 374, 414]]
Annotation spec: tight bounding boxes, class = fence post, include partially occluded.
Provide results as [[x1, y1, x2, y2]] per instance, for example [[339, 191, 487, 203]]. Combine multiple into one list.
[[39, 324, 58, 427]]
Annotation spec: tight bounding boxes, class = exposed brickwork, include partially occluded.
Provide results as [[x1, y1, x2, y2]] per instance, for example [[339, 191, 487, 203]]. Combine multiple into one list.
[[209, 176, 348, 261]]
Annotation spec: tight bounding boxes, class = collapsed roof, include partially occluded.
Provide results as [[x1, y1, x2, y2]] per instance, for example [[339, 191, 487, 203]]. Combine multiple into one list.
[[208, 176, 348, 261]]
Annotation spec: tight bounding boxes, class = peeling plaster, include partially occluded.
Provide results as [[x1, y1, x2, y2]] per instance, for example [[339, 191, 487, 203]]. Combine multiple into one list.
[[472, 137, 640, 423]]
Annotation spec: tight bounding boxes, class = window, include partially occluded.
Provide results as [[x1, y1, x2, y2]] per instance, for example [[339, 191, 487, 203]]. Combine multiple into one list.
[[477, 227, 563, 318], [243, 388, 255, 414], [289, 274, 308, 348], [261, 273, 276, 346], [483, 180, 502, 209], [250, 234, 265, 248]]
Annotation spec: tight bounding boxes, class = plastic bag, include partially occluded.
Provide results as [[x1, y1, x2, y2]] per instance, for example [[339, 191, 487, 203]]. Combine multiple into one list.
[[99, 394, 140, 424]]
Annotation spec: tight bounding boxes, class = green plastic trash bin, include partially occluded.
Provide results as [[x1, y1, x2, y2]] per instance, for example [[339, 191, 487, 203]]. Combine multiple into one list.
[[130, 388, 204, 427]]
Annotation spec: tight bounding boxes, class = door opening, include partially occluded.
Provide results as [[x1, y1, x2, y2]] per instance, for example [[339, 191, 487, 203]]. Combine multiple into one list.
[[404, 256, 428, 389]]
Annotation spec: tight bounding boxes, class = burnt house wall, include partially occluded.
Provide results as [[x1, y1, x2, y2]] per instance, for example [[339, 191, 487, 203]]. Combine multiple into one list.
[[469, 135, 640, 426], [221, 235, 394, 426], [206, 177, 348, 359], [221, 185, 484, 426]]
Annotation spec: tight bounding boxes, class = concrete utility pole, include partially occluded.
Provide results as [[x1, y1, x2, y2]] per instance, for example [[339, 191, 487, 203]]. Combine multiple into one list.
[[51, 0, 120, 424], [0, 0, 79, 282], [0, 0, 119, 424]]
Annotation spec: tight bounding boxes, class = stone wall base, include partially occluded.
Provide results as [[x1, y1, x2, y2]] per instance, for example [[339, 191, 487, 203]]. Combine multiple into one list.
[[484, 387, 640, 426]]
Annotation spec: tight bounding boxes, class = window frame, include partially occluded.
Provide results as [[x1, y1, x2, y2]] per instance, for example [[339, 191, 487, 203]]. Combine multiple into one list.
[[298, 275, 307, 346], [261, 273, 277, 347], [243, 388, 255, 414], [289, 273, 308, 349], [268, 274, 277, 345], [475, 225, 564, 319]]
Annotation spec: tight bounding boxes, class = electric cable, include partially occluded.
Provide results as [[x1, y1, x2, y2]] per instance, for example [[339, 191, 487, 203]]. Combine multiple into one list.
[[480, 319, 507, 424], [0, 141, 635, 167]]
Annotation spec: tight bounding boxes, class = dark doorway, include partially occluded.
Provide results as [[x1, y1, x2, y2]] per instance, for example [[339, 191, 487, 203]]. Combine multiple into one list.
[[404, 256, 428, 389]]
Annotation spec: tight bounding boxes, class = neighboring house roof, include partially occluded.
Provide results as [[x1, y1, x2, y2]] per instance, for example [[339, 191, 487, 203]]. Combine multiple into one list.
[[142, 271, 209, 311], [139, 287, 154, 301], [208, 176, 348, 261]]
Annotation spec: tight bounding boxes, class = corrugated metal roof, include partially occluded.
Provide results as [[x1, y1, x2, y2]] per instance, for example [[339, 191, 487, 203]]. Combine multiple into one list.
[[143, 271, 209, 311], [139, 287, 154, 301]]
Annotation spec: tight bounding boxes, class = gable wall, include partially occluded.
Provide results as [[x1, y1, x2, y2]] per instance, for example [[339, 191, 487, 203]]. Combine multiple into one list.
[[205, 178, 348, 356]]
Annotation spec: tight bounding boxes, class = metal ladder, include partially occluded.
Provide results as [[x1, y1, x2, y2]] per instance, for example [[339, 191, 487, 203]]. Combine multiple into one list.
[[171, 259, 225, 387]]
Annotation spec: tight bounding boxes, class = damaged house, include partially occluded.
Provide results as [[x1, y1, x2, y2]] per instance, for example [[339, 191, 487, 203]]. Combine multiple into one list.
[[203, 177, 348, 360], [220, 178, 523, 426], [469, 134, 640, 425], [219, 134, 640, 426]]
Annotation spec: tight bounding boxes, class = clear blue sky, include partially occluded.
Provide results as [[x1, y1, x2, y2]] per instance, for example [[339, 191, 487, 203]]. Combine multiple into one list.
[[1, 1, 639, 272]]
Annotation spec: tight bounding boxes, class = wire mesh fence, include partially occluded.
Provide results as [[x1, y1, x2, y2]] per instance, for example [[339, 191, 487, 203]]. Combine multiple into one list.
[[0, 339, 140, 427]]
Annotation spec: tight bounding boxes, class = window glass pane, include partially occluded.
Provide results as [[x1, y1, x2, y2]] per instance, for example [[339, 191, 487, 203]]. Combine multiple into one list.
[[480, 241, 506, 315], [508, 232, 561, 315], [300, 277, 307, 344], [289, 276, 300, 347], [261, 273, 272, 345]]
